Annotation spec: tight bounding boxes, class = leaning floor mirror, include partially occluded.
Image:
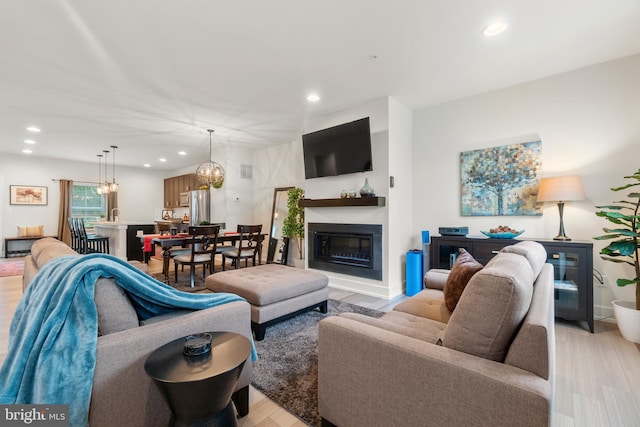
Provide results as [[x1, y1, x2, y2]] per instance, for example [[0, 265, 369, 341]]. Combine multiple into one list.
[[267, 186, 293, 264]]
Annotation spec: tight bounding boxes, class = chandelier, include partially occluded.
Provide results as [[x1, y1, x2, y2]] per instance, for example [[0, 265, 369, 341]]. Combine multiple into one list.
[[96, 154, 106, 195], [109, 145, 119, 192], [196, 129, 225, 189], [96, 147, 119, 195], [100, 150, 111, 194]]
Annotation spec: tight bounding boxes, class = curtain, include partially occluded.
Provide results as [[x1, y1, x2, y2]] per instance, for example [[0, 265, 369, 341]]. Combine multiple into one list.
[[57, 179, 73, 245]]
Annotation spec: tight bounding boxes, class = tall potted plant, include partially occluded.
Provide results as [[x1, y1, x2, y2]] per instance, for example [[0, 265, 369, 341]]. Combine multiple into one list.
[[282, 187, 305, 263], [594, 168, 640, 342]]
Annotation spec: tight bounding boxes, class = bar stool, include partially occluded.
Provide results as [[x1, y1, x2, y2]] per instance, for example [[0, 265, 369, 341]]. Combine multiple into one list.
[[68, 217, 81, 252], [74, 218, 110, 254]]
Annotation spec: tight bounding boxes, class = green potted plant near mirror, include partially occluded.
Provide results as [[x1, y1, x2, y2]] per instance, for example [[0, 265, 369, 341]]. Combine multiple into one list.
[[594, 167, 640, 343], [282, 187, 305, 267]]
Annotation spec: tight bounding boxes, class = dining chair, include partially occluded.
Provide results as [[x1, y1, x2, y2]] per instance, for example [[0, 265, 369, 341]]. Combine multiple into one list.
[[173, 225, 220, 287], [156, 222, 190, 267], [221, 224, 263, 270]]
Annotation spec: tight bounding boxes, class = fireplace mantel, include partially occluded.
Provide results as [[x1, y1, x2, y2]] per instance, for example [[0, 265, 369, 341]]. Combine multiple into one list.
[[299, 197, 385, 208]]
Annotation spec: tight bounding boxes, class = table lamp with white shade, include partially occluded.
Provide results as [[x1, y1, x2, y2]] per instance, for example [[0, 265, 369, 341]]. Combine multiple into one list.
[[537, 175, 585, 241]]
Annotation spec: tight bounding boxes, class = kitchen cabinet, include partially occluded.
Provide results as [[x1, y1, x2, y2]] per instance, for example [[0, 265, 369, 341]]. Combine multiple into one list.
[[164, 173, 199, 208], [430, 235, 594, 332]]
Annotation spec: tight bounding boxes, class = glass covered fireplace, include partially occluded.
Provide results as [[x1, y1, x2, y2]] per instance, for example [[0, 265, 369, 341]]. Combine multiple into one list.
[[308, 223, 382, 280]]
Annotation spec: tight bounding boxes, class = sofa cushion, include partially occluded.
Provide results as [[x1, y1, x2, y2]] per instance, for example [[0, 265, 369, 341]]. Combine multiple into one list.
[[500, 241, 547, 277], [443, 249, 483, 312], [341, 311, 445, 343], [442, 252, 534, 362], [393, 290, 451, 323], [94, 278, 139, 335]]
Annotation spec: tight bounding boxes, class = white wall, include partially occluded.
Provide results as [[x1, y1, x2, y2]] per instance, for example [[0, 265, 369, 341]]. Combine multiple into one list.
[[171, 144, 256, 232], [252, 141, 303, 262], [0, 145, 253, 256], [387, 98, 414, 297], [0, 153, 166, 255], [412, 53, 640, 319], [302, 98, 391, 297], [254, 97, 415, 299]]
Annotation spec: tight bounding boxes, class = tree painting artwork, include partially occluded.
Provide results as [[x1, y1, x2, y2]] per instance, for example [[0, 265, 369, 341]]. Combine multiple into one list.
[[460, 140, 542, 216]]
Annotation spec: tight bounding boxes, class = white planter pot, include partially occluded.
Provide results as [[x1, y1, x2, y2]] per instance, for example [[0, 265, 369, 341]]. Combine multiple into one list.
[[612, 300, 640, 343], [293, 258, 305, 269]]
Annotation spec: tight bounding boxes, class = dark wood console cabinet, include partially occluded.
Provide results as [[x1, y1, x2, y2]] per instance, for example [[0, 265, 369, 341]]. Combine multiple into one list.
[[430, 235, 594, 332]]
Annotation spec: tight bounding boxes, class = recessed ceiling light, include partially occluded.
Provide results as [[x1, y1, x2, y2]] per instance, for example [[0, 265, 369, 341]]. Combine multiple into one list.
[[143, 164, 151, 168], [24, 139, 36, 144], [159, 158, 167, 162], [22, 149, 33, 154], [307, 93, 320, 102], [178, 151, 187, 156], [26, 126, 41, 132], [482, 21, 507, 36]]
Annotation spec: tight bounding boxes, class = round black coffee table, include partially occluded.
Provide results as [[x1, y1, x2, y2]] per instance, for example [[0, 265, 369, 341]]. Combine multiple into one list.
[[144, 331, 251, 427]]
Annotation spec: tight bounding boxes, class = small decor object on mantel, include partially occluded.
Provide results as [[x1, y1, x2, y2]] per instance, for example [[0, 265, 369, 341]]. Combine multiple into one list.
[[359, 178, 375, 197], [348, 189, 357, 198], [340, 190, 348, 199]]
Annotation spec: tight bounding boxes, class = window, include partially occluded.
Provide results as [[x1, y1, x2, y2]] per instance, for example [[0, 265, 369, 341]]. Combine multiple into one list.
[[71, 184, 106, 227]]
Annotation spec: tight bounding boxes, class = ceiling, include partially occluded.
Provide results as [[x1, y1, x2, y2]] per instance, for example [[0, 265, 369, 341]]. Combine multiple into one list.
[[2, 1, 640, 171]]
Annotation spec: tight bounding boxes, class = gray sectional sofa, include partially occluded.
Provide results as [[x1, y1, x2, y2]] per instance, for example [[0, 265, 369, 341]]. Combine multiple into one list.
[[318, 241, 555, 427], [22, 237, 253, 426]]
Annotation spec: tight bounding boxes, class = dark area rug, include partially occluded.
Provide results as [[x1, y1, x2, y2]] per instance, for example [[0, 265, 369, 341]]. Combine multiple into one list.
[[251, 299, 384, 426], [151, 269, 211, 293]]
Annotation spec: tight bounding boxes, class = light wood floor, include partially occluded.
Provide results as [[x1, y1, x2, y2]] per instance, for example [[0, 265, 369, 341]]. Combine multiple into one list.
[[1, 257, 639, 426]]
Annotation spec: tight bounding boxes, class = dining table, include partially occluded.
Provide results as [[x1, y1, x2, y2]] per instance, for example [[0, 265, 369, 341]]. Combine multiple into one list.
[[140, 232, 266, 282]]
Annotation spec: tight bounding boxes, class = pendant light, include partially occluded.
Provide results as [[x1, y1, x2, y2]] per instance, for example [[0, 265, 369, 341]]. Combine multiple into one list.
[[96, 154, 104, 195], [110, 145, 119, 192], [101, 150, 110, 194], [196, 129, 225, 189]]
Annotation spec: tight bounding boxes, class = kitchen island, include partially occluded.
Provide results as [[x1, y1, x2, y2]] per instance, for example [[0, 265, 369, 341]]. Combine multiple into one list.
[[94, 222, 156, 261]]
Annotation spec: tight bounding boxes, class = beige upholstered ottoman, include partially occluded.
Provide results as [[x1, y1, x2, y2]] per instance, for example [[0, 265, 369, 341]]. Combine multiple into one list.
[[205, 264, 329, 340]]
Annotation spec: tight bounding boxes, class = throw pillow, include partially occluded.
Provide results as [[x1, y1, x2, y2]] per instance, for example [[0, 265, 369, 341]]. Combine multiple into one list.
[[443, 249, 483, 312], [17, 225, 44, 237]]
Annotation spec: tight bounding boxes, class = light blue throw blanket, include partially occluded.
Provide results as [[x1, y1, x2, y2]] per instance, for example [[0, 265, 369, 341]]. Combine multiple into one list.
[[0, 254, 257, 426]]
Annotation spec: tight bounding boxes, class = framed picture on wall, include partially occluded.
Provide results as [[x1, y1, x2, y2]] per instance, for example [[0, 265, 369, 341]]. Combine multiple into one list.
[[460, 140, 542, 216], [9, 185, 48, 206]]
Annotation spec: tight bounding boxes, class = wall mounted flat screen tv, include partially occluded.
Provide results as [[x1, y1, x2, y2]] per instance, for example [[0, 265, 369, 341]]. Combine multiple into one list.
[[302, 117, 373, 179]]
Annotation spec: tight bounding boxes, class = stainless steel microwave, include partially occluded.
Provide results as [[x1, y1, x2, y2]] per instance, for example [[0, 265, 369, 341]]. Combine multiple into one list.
[[179, 192, 190, 207]]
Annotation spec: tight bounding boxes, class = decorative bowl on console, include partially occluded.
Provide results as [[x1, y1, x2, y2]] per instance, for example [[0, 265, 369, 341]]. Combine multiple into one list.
[[480, 230, 524, 239]]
